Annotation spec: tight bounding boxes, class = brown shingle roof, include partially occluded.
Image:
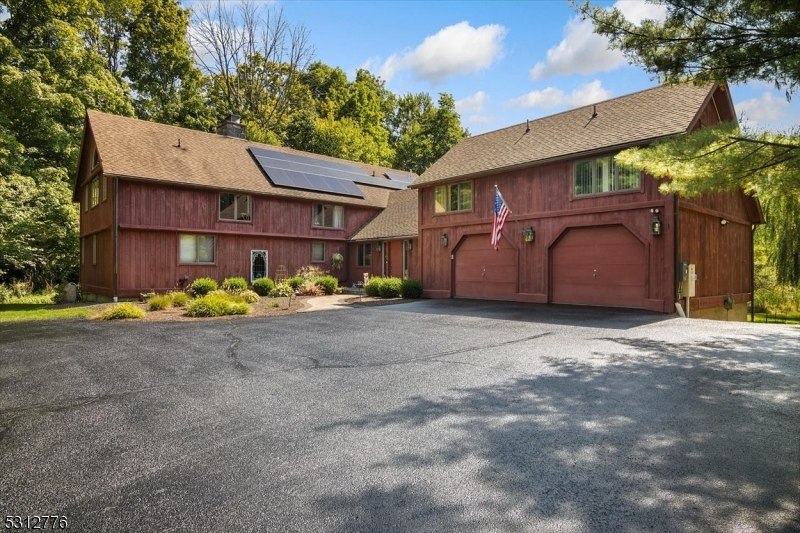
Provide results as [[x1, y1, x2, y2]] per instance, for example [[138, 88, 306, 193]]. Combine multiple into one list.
[[349, 189, 418, 241], [414, 84, 715, 187], [85, 110, 416, 208]]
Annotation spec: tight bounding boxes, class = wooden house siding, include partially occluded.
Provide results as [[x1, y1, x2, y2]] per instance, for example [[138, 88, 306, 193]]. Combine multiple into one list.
[[347, 239, 419, 284], [112, 179, 382, 296]]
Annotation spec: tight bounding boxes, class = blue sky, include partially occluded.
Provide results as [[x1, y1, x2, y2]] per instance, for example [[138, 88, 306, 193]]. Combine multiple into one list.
[[251, 0, 799, 135]]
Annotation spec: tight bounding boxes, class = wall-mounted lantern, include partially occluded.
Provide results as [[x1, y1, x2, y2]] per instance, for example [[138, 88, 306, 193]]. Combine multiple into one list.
[[720, 218, 728, 226], [376, 242, 382, 252], [405, 240, 412, 251], [441, 233, 449, 247], [649, 208, 662, 236], [522, 227, 535, 243]]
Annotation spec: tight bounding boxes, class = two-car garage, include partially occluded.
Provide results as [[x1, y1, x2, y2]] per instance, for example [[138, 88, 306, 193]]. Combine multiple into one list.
[[453, 225, 647, 309]]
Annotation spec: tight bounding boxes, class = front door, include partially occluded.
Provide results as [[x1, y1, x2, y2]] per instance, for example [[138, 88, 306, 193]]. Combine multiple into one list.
[[251, 250, 268, 282], [402, 240, 409, 280], [381, 241, 388, 277]]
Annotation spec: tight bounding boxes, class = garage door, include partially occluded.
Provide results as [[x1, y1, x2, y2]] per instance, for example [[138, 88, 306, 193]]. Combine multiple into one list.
[[551, 225, 645, 308], [455, 235, 517, 300]]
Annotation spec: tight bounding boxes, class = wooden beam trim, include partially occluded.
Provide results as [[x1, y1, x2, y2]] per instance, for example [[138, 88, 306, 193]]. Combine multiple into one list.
[[420, 200, 666, 230], [679, 203, 751, 226], [117, 224, 348, 241]]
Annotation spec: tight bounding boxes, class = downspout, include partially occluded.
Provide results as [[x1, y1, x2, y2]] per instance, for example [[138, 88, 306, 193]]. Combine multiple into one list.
[[114, 176, 119, 301]]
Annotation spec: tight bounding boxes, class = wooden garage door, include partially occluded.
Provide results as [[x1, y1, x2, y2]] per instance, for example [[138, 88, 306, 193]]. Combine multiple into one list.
[[551, 225, 645, 308], [455, 235, 517, 300]]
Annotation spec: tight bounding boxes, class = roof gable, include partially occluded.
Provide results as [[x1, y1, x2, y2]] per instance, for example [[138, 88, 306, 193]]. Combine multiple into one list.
[[83, 110, 416, 208], [349, 189, 418, 241], [415, 84, 717, 187]]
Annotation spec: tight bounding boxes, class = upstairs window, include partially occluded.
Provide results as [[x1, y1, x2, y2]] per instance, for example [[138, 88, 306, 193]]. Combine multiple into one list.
[[313, 204, 344, 229], [219, 193, 251, 221], [573, 155, 641, 197], [90, 178, 99, 208], [434, 181, 472, 213]]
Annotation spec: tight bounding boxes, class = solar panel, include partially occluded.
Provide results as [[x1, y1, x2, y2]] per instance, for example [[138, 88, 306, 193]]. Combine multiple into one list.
[[384, 172, 415, 183], [249, 146, 409, 198]]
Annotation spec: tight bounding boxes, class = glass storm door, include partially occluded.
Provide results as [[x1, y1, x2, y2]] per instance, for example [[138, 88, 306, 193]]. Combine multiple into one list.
[[251, 250, 268, 282]]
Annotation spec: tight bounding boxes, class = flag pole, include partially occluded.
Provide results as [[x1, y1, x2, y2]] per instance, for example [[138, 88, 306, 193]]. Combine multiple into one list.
[[495, 184, 522, 243]]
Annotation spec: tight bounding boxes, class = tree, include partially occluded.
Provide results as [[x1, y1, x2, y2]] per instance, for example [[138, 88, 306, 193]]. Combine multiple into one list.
[[580, 0, 800, 284]]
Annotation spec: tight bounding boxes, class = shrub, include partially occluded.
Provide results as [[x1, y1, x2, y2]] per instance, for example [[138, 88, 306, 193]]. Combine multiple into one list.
[[297, 281, 324, 296], [169, 291, 189, 307], [11, 280, 31, 298], [100, 303, 145, 320], [222, 276, 247, 293], [189, 277, 217, 297], [185, 292, 250, 317], [364, 277, 383, 297], [296, 265, 326, 280], [286, 276, 305, 290], [315, 275, 339, 295], [269, 283, 294, 297], [240, 290, 260, 303], [0, 284, 11, 303], [400, 278, 423, 298], [378, 277, 403, 298], [252, 277, 275, 296], [148, 294, 172, 311], [270, 300, 281, 308]]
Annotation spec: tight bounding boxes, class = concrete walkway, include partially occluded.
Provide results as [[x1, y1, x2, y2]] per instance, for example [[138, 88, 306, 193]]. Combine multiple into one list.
[[297, 294, 354, 312]]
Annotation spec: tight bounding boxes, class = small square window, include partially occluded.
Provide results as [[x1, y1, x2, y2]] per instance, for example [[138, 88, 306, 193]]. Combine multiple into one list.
[[312, 241, 325, 262]]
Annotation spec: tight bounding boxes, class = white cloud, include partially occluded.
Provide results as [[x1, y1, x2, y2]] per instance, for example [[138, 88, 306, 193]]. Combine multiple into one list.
[[506, 80, 611, 110], [530, 1, 667, 81], [456, 91, 488, 114], [465, 114, 494, 125], [736, 92, 790, 129], [376, 22, 507, 84]]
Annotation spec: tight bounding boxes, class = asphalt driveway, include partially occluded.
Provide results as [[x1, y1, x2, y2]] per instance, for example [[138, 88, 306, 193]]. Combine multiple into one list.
[[1, 300, 798, 532]]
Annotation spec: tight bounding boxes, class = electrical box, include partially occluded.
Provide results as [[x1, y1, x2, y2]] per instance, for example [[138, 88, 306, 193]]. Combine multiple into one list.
[[682, 263, 697, 298], [678, 261, 688, 282]]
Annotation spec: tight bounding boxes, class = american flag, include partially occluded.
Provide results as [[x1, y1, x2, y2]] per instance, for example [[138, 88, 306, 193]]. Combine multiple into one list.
[[491, 187, 510, 250]]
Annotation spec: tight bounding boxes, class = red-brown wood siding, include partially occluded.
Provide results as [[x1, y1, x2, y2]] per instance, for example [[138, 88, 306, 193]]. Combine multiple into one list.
[[78, 126, 115, 296], [113, 180, 383, 294], [551, 225, 646, 308], [418, 157, 674, 311], [454, 235, 517, 299]]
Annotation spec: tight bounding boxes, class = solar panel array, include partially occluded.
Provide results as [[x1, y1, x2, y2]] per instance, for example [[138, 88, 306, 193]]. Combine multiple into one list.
[[249, 146, 413, 198], [384, 172, 415, 184]]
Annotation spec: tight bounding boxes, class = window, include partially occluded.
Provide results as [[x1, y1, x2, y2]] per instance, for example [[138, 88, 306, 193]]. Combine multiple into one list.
[[311, 241, 325, 263], [91, 177, 99, 207], [434, 181, 472, 213], [312, 204, 344, 228], [103, 176, 108, 202], [219, 192, 251, 221], [573, 155, 641, 196], [357, 243, 372, 267], [92, 235, 97, 265], [179, 234, 215, 264]]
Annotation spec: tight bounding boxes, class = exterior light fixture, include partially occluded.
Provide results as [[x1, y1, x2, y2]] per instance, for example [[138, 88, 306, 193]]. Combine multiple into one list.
[[405, 240, 412, 251], [376, 242, 382, 252], [523, 227, 535, 243], [441, 233, 449, 247], [649, 208, 662, 236], [720, 219, 728, 226]]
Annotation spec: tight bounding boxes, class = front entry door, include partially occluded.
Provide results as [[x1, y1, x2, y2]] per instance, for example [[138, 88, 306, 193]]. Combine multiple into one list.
[[251, 250, 268, 282], [402, 240, 410, 279], [381, 241, 388, 277]]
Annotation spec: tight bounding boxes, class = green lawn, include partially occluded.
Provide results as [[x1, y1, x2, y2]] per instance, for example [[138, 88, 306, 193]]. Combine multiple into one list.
[[0, 303, 98, 322], [749, 312, 800, 325]]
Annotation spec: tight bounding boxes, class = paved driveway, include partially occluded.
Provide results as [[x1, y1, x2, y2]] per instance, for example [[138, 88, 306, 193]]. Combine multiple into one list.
[[1, 300, 798, 532]]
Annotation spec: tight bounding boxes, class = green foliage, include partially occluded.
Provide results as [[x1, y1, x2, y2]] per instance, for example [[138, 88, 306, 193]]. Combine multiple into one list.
[[100, 302, 145, 320], [286, 276, 305, 290], [580, 0, 800, 94], [0, 284, 11, 303], [297, 281, 323, 296], [296, 265, 326, 280], [252, 277, 276, 296], [378, 277, 402, 298], [147, 294, 172, 311], [240, 290, 260, 304], [0, 303, 95, 322], [269, 300, 281, 308], [189, 277, 217, 297], [364, 277, 382, 297], [400, 278, 423, 299], [185, 292, 250, 317], [314, 275, 338, 295], [169, 291, 188, 307], [269, 282, 294, 297], [221, 276, 247, 293]]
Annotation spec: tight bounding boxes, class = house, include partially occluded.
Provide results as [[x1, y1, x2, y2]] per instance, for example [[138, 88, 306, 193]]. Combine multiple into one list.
[[73, 111, 417, 300], [410, 84, 763, 320]]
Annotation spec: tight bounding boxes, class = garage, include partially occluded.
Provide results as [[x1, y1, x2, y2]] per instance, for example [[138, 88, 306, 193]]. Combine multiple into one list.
[[551, 225, 646, 308], [454, 234, 517, 299]]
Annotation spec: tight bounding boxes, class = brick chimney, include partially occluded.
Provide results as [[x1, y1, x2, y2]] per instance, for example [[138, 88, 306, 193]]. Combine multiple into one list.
[[216, 113, 246, 139]]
